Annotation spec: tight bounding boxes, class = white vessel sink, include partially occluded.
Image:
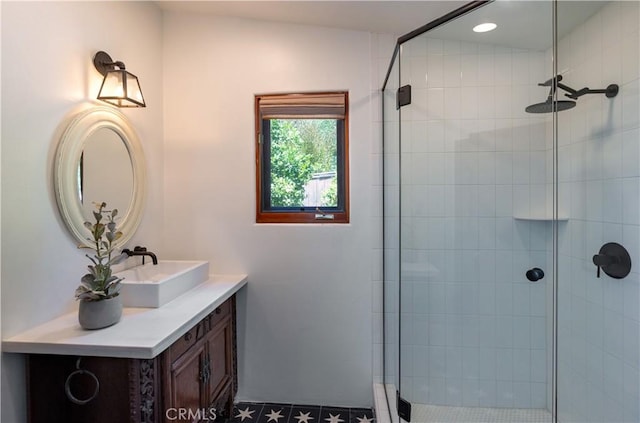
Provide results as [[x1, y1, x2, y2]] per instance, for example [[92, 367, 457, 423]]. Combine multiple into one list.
[[117, 260, 209, 308]]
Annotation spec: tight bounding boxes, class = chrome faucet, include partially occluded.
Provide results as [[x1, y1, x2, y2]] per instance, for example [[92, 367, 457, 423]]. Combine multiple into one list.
[[122, 246, 158, 265]]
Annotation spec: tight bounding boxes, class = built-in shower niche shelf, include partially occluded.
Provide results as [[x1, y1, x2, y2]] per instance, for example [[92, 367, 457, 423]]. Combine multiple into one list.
[[513, 212, 569, 221]]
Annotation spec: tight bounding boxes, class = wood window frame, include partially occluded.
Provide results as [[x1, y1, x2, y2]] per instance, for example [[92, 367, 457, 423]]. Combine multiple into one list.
[[255, 92, 350, 224]]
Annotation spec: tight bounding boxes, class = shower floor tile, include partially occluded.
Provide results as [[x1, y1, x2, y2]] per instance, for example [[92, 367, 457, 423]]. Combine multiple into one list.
[[231, 402, 375, 423], [409, 404, 552, 423]]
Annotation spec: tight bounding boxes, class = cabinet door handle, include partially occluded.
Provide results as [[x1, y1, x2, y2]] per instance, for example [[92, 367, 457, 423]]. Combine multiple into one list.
[[208, 353, 213, 380], [184, 332, 193, 342], [215, 307, 222, 315], [200, 356, 211, 384]]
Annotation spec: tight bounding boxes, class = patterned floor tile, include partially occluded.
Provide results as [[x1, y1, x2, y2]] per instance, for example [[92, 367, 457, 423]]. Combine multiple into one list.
[[231, 402, 375, 423], [349, 408, 375, 423], [319, 407, 350, 423], [289, 406, 322, 423], [231, 403, 264, 423], [257, 404, 292, 423]]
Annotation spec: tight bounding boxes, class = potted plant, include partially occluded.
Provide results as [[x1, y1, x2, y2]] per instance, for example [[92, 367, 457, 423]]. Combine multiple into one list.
[[75, 202, 126, 329]]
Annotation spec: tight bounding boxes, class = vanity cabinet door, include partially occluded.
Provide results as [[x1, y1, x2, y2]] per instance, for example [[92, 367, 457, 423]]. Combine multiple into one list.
[[206, 317, 232, 403], [161, 297, 235, 422], [163, 339, 208, 423]]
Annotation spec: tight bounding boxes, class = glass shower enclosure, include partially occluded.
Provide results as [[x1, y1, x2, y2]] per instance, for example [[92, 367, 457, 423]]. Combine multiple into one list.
[[381, 1, 640, 422]]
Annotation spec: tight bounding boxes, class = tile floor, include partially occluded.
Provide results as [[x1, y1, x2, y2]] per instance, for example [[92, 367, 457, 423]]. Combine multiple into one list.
[[410, 404, 552, 423], [230, 402, 376, 423]]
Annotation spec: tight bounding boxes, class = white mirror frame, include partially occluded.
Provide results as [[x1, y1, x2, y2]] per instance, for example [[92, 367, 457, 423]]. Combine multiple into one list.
[[54, 106, 146, 248]]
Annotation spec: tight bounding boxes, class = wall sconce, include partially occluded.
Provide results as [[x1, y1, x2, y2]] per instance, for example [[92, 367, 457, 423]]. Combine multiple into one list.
[[93, 51, 146, 108]]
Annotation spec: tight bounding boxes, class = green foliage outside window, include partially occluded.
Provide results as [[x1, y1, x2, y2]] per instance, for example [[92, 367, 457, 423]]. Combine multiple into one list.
[[321, 178, 338, 206], [269, 119, 338, 207]]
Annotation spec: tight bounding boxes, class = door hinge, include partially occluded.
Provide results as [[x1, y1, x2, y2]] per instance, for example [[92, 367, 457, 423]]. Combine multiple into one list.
[[397, 391, 411, 422], [397, 85, 412, 109]]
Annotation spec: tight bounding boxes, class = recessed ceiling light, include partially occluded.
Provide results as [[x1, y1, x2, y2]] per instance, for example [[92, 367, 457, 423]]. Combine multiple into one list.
[[473, 22, 497, 33]]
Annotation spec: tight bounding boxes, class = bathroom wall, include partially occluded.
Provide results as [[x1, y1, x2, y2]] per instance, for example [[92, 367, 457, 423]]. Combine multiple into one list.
[[162, 12, 375, 407], [397, 35, 551, 408], [1, 1, 396, 416], [0, 2, 164, 421], [554, 2, 640, 422]]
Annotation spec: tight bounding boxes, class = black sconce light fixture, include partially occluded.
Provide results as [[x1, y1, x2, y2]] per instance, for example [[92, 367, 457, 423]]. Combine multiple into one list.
[[93, 51, 146, 108]]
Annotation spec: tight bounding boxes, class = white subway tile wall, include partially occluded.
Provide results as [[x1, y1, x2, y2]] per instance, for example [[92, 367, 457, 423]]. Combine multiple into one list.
[[556, 3, 640, 423]]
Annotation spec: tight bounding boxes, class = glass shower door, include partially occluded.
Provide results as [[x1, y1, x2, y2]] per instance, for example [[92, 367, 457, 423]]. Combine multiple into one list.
[[396, 1, 554, 421], [383, 45, 401, 421]]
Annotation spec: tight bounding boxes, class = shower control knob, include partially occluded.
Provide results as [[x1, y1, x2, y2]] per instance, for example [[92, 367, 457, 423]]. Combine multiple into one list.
[[526, 268, 545, 282], [593, 242, 631, 279]]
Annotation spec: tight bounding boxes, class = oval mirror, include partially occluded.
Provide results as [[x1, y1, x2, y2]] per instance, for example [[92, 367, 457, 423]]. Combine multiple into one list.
[[54, 106, 146, 248]]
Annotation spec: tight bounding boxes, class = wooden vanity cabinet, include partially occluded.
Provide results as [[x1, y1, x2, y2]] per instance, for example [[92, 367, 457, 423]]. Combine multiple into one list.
[[162, 299, 235, 423], [26, 296, 237, 423]]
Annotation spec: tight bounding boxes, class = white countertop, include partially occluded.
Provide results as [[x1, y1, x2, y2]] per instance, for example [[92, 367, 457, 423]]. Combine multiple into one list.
[[2, 274, 247, 359]]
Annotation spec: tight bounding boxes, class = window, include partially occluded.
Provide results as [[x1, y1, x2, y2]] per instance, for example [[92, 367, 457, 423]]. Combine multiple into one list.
[[255, 92, 349, 223]]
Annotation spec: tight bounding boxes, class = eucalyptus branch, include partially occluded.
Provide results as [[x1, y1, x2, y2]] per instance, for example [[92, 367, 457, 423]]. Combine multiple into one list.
[[75, 202, 124, 301]]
